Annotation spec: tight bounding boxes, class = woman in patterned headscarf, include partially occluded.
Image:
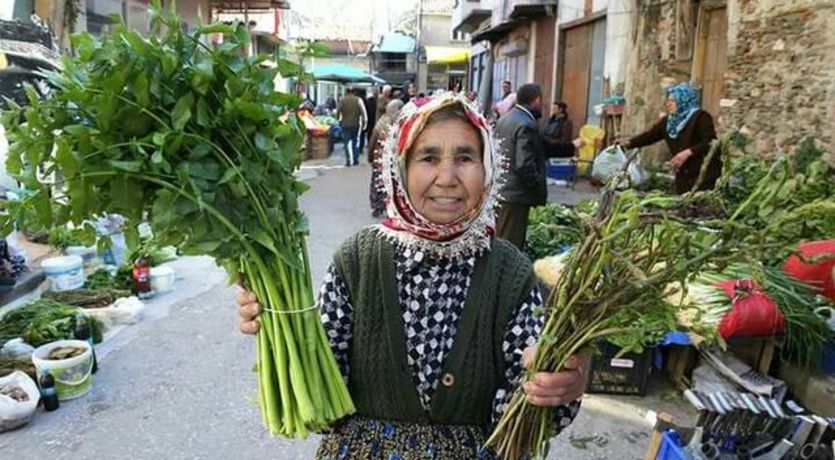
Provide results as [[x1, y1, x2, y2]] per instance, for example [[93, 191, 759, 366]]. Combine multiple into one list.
[[236, 93, 588, 459], [623, 83, 720, 194]]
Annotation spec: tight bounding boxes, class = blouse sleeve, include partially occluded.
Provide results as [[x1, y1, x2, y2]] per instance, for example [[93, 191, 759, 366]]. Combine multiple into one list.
[[317, 263, 354, 382], [687, 111, 717, 162], [628, 116, 667, 149], [491, 285, 582, 434]]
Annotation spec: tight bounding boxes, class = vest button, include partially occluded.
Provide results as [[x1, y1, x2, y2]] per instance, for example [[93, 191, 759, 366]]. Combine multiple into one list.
[[441, 373, 455, 387]]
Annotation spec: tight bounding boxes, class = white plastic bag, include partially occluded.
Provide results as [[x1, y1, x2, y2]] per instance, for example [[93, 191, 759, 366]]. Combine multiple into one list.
[[84, 296, 145, 331], [0, 339, 35, 360], [0, 371, 39, 432], [591, 145, 647, 188]]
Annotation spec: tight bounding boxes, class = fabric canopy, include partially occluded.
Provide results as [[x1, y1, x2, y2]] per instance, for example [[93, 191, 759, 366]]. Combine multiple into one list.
[[425, 46, 470, 65], [311, 64, 385, 84]]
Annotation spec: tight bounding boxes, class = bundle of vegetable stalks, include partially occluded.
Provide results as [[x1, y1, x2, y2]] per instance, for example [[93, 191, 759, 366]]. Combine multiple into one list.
[[486, 150, 786, 459], [0, 2, 353, 437]]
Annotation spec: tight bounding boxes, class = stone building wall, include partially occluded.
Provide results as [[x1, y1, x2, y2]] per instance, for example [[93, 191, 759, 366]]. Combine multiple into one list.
[[722, 0, 835, 159], [622, 0, 688, 163], [623, 0, 835, 163]]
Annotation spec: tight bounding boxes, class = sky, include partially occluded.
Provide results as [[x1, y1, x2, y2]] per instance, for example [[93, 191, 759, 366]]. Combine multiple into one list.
[[290, 0, 418, 40]]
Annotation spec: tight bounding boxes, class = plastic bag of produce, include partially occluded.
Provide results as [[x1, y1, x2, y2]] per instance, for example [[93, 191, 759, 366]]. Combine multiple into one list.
[[716, 279, 786, 339], [0, 371, 39, 432], [783, 240, 835, 301], [84, 296, 145, 331], [0, 338, 35, 360], [591, 145, 647, 188]]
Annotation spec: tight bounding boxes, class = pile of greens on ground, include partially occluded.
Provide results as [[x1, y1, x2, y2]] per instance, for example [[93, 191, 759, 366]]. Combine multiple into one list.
[[0, 2, 352, 437], [0, 299, 102, 348], [524, 204, 587, 261], [85, 267, 135, 292]]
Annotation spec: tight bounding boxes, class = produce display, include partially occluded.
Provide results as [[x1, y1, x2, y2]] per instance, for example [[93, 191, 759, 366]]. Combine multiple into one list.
[[45, 288, 132, 309], [523, 204, 587, 261], [0, 300, 103, 348], [0, 384, 28, 402], [85, 267, 134, 292], [488, 138, 835, 460], [1, 3, 352, 438], [46, 345, 85, 360]]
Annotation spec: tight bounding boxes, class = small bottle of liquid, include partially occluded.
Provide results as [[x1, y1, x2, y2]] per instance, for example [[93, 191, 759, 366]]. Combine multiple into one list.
[[132, 256, 152, 300], [40, 373, 60, 412], [74, 313, 98, 374]]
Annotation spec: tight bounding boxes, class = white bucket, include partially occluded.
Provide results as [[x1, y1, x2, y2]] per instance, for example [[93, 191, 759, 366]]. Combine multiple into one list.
[[41, 256, 85, 291], [31, 340, 94, 401], [65, 245, 100, 271], [150, 266, 175, 294]]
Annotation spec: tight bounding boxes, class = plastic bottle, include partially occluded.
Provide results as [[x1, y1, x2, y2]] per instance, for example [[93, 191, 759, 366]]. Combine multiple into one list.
[[39, 373, 60, 412], [132, 256, 152, 300], [74, 313, 98, 374]]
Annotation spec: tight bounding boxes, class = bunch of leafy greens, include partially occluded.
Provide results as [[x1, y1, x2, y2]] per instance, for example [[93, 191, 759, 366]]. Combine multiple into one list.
[[524, 204, 588, 260], [719, 137, 835, 264], [0, 300, 102, 348], [1, 2, 352, 437]]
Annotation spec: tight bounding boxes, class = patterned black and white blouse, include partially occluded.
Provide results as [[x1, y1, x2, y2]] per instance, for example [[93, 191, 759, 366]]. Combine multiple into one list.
[[318, 246, 581, 430]]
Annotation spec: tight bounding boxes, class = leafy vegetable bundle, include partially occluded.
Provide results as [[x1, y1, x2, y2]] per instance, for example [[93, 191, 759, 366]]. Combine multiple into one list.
[[487, 152, 797, 459], [1, 3, 352, 436]]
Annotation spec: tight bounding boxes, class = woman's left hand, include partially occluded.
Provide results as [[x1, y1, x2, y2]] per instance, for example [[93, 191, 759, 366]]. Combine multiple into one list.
[[667, 149, 693, 169], [521, 346, 590, 407]]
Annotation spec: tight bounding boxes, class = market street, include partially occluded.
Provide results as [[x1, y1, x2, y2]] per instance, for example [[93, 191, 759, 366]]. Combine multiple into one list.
[[0, 158, 691, 460]]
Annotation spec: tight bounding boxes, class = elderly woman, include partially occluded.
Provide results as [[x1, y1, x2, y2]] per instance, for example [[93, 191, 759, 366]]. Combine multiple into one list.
[[368, 99, 404, 217], [623, 83, 720, 194], [237, 94, 586, 459]]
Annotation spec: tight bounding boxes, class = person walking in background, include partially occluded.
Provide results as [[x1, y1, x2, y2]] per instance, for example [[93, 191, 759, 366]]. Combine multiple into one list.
[[337, 88, 366, 166], [402, 81, 416, 104], [367, 99, 404, 217], [542, 101, 578, 158], [621, 83, 719, 194], [494, 83, 547, 250], [493, 80, 516, 119], [376, 85, 392, 119], [363, 88, 377, 153]]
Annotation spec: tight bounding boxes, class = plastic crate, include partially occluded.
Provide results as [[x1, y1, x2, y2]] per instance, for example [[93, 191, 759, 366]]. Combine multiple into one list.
[[656, 430, 688, 460], [587, 341, 653, 396], [546, 159, 576, 181]]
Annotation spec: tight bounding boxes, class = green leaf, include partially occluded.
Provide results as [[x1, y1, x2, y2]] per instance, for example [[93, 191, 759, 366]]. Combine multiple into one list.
[[254, 132, 276, 152], [153, 132, 167, 146], [233, 24, 250, 46], [171, 93, 194, 130], [32, 192, 53, 229], [109, 160, 143, 172], [191, 58, 214, 95], [199, 23, 235, 35], [55, 137, 81, 178], [185, 161, 220, 181], [122, 29, 152, 57], [110, 178, 143, 220], [71, 33, 99, 61], [276, 59, 302, 78], [63, 124, 87, 136], [162, 53, 177, 78], [218, 167, 237, 185], [135, 73, 150, 106], [195, 97, 211, 128], [189, 143, 213, 160], [151, 150, 164, 164]]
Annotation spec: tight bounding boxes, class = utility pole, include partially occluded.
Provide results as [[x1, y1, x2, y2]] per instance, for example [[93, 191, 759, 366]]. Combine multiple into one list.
[[415, 0, 423, 91]]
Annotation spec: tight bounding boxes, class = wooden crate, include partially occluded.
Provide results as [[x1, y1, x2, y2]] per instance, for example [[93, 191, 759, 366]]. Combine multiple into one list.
[[305, 132, 330, 160]]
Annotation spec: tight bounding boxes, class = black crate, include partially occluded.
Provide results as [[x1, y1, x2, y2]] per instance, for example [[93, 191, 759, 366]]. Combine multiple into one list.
[[586, 341, 653, 396]]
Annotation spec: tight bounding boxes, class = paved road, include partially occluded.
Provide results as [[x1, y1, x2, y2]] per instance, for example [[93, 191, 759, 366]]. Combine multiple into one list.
[[2, 155, 691, 460]]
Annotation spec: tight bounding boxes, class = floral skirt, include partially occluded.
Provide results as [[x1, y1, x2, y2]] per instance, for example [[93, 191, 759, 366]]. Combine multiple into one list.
[[316, 416, 499, 460]]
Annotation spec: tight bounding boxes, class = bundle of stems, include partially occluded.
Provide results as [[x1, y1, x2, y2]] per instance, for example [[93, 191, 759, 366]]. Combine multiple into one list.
[[0, 2, 353, 437], [486, 147, 782, 460]]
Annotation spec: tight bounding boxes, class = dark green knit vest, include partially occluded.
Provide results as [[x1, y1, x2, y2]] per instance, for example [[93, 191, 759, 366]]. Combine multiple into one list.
[[332, 227, 537, 426]]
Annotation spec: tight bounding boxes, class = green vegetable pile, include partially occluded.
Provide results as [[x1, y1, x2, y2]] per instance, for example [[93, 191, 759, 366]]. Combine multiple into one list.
[[0, 299, 102, 348], [85, 267, 134, 292], [1, 3, 352, 437], [524, 204, 587, 261]]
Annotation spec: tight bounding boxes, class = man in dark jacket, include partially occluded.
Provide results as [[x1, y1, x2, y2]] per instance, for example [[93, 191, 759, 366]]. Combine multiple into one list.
[[494, 83, 548, 250]]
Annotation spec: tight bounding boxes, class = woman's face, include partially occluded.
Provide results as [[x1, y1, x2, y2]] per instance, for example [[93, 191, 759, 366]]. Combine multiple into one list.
[[552, 104, 563, 116], [405, 118, 485, 225], [666, 96, 678, 114]]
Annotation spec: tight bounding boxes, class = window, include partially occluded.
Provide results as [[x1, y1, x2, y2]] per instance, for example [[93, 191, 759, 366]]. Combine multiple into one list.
[[451, 30, 470, 42], [379, 53, 407, 72]]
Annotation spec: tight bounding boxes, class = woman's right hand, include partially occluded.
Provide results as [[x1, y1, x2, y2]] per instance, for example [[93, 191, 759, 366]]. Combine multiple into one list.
[[237, 290, 261, 335]]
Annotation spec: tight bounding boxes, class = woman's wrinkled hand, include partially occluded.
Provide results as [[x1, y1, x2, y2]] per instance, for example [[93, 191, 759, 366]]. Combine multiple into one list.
[[521, 346, 590, 407], [236, 290, 261, 335]]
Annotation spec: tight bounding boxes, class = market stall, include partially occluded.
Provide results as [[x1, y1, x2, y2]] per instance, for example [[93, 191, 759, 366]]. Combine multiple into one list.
[[515, 136, 835, 460]]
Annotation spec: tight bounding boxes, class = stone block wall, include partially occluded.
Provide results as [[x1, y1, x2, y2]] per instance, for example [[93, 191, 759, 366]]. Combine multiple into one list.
[[623, 0, 835, 162], [722, 0, 835, 159]]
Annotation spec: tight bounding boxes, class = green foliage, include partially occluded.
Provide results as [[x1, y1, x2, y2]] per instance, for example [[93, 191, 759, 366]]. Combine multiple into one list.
[[524, 204, 587, 260], [0, 299, 102, 348], [1, 2, 308, 277]]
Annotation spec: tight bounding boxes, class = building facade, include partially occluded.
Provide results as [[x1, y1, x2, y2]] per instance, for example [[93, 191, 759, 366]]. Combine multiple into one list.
[[417, 0, 471, 93]]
